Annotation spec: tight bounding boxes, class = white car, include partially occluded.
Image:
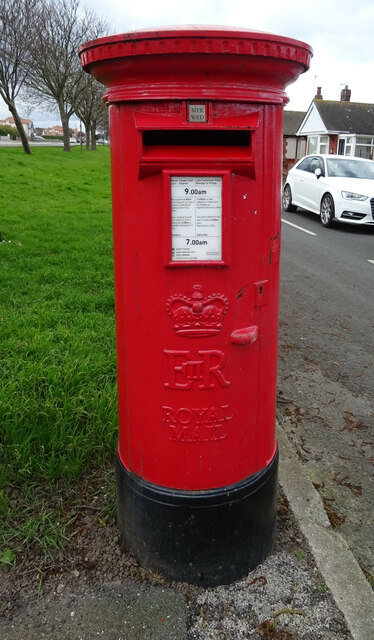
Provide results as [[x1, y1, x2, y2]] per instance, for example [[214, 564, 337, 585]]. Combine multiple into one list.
[[283, 154, 374, 227]]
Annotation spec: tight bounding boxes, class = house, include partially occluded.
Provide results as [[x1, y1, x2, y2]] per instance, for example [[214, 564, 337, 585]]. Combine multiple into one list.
[[42, 125, 78, 139], [283, 110, 307, 179], [0, 116, 34, 139], [297, 86, 374, 159], [44, 125, 64, 137]]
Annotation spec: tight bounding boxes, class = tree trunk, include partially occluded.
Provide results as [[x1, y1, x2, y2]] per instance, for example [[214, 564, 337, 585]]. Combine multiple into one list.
[[90, 125, 96, 150], [59, 108, 71, 152], [8, 105, 32, 155], [85, 125, 90, 150]]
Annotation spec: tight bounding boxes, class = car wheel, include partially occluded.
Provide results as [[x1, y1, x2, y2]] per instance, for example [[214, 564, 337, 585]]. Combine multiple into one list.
[[282, 184, 297, 212], [320, 194, 335, 227]]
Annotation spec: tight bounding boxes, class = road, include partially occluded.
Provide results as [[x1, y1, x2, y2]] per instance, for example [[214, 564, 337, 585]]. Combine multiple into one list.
[[0, 140, 76, 147], [277, 206, 374, 580]]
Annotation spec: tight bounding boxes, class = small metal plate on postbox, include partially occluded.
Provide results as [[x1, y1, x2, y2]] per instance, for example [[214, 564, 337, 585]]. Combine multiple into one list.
[[187, 104, 207, 123]]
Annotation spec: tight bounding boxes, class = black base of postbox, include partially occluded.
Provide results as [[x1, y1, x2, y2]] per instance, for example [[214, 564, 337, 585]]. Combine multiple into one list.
[[116, 449, 278, 587]]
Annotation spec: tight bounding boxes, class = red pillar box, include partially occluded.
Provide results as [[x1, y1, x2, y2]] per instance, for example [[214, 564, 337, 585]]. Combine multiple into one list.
[[79, 27, 312, 586]]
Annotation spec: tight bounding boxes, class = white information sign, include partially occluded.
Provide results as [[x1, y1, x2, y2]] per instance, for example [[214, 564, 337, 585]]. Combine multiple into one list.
[[171, 176, 222, 262]]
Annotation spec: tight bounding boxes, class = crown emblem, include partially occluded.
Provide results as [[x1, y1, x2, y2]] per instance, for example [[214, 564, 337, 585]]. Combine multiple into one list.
[[166, 285, 229, 337]]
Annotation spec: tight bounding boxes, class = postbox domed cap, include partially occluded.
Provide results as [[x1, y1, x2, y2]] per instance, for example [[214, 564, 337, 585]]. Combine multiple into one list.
[[79, 25, 313, 105]]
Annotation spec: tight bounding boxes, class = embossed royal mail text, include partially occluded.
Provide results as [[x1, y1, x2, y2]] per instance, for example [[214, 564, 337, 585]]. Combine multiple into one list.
[[162, 404, 233, 442]]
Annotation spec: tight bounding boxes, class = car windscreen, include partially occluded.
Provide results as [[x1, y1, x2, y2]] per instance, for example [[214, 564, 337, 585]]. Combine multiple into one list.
[[326, 158, 374, 179]]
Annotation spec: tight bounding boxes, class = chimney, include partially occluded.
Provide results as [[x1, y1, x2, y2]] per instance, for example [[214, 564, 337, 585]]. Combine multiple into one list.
[[340, 85, 351, 102], [315, 86, 323, 100]]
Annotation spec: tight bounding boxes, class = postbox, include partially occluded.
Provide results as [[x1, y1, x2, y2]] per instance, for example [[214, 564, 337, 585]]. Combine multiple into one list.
[[79, 26, 312, 586]]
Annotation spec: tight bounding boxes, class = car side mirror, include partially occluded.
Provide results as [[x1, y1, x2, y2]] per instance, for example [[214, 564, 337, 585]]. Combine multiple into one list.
[[315, 168, 322, 178]]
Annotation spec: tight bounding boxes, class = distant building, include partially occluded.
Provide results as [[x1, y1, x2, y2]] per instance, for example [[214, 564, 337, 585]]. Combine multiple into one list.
[[283, 110, 307, 179], [297, 86, 374, 159], [0, 116, 34, 138], [42, 125, 79, 140], [43, 125, 64, 137]]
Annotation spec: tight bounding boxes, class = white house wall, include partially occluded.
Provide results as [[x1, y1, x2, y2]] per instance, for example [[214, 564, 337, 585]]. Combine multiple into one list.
[[298, 104, 326, 135]]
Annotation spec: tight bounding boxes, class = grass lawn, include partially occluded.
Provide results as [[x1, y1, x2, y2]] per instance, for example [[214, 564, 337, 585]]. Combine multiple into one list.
[[0, 146, 117, 565]]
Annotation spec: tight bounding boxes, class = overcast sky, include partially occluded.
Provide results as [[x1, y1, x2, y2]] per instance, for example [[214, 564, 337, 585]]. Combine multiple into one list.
[[1, 0, 373, 127]]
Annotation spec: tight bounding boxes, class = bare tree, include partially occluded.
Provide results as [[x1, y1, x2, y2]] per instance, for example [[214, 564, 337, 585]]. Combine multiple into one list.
[[0, 0, 38, 154], [73, 72, 108, 150], [90, 102, 109, 150], [26, 0, 107, 152]]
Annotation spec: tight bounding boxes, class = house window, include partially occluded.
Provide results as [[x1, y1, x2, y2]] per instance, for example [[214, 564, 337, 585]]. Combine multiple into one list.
[[338, 136, 353, 156], [307, 136, 318, 154], [319, 135, 328, 154], [307, 135, 328, 154], [345, 136, 353, 156], [355, 136, 374, 159]]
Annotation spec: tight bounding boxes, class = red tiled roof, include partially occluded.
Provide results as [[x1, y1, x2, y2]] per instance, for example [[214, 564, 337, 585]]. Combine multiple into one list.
[[1, 116, 33, 125]]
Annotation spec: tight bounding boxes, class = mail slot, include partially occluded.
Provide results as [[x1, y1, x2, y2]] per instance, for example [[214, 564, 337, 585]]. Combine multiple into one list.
[[79, 26, 312, 586]]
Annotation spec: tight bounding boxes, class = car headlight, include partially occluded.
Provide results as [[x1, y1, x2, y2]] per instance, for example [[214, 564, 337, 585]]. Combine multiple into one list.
[[341, 191, 368, 201]]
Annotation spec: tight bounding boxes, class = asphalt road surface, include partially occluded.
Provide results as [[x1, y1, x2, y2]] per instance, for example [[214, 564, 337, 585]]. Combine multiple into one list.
[[277, 206, 374, 579]]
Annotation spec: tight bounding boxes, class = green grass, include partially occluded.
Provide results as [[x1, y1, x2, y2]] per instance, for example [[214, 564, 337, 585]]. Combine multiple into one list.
[[0, 146, 117, 561]]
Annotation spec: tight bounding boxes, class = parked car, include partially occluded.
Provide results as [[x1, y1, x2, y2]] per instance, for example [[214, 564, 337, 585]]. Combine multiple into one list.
[[283, 154, 374, 227]]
